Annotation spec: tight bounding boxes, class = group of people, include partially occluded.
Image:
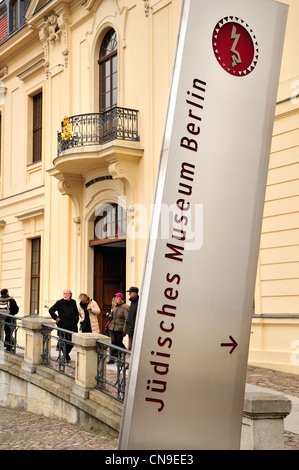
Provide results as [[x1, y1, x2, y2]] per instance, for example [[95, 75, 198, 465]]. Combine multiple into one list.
[[0, 285, 139, 362], [48, 286, 139, 363]]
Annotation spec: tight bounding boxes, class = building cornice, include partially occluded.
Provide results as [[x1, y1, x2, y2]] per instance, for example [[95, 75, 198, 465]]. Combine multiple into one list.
[[0, 25, 35, 65], [15, 208, 44, 222]]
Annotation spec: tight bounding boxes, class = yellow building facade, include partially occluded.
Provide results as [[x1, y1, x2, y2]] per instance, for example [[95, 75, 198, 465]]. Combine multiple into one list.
[[249, 0, 299, 374], [0, 0, 298, 373]]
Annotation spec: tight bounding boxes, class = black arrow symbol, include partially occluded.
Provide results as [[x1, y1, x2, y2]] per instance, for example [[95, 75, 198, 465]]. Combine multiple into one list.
[[221, 335, 238, 354]]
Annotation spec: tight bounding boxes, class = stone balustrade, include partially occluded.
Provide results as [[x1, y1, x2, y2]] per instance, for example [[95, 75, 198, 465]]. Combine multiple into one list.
[[0, 315, 293, 449]]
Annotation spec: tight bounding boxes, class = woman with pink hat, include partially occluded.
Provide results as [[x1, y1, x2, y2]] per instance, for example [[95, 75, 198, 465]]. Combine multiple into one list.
[[107, 292, 129, 363]]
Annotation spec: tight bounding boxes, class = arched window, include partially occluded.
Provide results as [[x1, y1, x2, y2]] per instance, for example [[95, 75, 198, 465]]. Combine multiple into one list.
[[98, 29, 117, 112]]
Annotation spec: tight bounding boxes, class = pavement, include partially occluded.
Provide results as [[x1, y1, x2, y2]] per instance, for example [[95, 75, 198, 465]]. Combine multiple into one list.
[[0, 365, 298, 450]]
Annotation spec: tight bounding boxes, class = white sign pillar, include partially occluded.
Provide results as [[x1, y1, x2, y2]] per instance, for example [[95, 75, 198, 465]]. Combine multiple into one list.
[[119, 0, 288, 450]]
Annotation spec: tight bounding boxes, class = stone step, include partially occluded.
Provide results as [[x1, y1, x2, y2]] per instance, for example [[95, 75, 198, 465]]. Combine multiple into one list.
[[89, 389, 123, 417]]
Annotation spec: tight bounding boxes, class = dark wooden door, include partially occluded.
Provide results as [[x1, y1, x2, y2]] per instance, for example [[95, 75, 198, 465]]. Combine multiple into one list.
[[94, 244, 126, 333]]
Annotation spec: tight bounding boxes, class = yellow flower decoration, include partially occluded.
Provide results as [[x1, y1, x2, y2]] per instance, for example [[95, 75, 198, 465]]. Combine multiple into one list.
[[61, 115, 73, 141]]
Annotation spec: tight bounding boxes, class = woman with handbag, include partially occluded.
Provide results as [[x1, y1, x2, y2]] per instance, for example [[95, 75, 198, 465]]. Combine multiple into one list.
[[78, 293, 101, 333]]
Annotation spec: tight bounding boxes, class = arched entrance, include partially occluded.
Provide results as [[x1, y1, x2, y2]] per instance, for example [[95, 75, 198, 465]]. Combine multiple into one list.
[[90, 203, 126, 333]]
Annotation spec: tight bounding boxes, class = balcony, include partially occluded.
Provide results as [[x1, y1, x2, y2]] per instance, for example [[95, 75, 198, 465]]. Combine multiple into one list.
[[57, 107, 139, 157], [50, 107, 143, 210]]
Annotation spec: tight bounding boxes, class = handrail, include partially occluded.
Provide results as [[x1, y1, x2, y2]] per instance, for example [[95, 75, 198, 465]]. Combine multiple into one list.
[[41, 323, 76, 377], [2, 315, 131, 401], [57, 107, 139, 156], [96, 339, 131, 403], [0, 312, 25, 356]]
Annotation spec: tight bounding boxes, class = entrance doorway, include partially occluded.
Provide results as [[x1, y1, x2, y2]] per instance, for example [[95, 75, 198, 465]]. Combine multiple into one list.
[[91, 203, 127, 333], [94, 242, 126, 333]]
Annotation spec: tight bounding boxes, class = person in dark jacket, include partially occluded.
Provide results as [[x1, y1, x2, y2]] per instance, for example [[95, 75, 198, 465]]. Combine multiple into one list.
[[125, 286, 139, 350], [49, 289, 79, 362], [0, 288, 19, 352]]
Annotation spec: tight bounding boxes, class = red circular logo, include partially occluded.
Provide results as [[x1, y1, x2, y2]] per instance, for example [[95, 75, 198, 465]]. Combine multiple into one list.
[[212, 17, 259, 76]]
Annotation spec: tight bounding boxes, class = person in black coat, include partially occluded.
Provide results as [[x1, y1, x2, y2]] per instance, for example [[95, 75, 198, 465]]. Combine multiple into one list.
[[125, 286, 139, 350], [49, 289, 79, 362], [0, 288, 19, 352]]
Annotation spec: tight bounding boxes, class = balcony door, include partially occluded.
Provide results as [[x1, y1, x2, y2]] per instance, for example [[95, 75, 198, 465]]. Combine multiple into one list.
[[98, 28, 117, 112]]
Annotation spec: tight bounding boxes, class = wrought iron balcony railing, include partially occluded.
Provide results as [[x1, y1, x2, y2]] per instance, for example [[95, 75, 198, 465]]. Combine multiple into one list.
[[57, 107, 139, 156]]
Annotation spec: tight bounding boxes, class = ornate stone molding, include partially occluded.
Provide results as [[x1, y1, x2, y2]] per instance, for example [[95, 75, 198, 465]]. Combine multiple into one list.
[[57, 178, 73, 195], [48, 169, 83, 231], [83, 0, 103, 11], [84, 0, 127, 54], [143, 0, 152, 17], [58, 12, 71, 68], [48, 13, 62, 44], [105, 148, 143, 207], [73, 216, 81, 236], [38, 10, 71, 77], [0, 66, 8, 79]]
